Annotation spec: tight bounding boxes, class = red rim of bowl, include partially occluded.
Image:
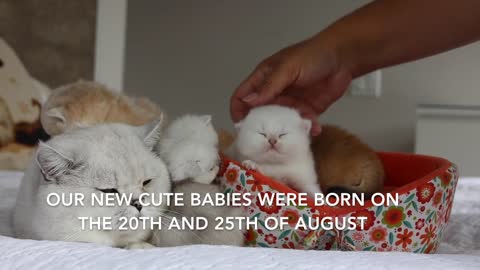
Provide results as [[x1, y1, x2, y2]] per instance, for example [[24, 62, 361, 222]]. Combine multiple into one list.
[[220, 152, 453, 216]]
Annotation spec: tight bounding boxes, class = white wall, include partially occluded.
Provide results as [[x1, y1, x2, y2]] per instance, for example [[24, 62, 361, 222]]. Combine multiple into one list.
[[124, 0, 480, 153]]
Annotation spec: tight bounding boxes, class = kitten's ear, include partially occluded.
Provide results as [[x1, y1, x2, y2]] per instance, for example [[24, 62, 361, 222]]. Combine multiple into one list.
[[200, 115, 212, 125], [43, 107, 67, 133], [142, 116, 165, 150], [301, 119, 312, 133], [46, 107, 66, 123], [234, 121, 243, 131], [36, 141, 75, 181]]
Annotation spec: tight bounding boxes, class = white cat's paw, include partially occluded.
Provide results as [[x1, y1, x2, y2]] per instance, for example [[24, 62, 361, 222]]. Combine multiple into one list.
[[125, 242, 155, 249], [241, 160, 258, 171], [193, 166, 218, 184]]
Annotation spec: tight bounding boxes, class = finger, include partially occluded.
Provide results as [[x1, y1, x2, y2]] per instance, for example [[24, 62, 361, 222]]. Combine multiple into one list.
[[230, 95, 251, 123], [245, 63, 297, 106], [311, 121, 322, 136], [230, 64, 273, 122]]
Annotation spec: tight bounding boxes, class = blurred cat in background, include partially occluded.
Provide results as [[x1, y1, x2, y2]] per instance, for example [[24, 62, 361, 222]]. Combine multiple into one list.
[[0, 97, 13, 146]]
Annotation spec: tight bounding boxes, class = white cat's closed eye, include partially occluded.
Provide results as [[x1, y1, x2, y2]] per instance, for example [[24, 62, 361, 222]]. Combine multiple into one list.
[[143, 179, 152, 186]]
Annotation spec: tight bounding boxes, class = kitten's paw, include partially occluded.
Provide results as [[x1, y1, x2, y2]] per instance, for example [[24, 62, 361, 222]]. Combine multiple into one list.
[[125, 242, 155, 249], [305, 185, 322, 199], [193, 165, 219, 184], [241, 160, 258, 171]]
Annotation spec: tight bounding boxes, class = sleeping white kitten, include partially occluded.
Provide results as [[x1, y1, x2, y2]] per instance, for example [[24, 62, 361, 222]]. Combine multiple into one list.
[[13, 121, 171, 249], [166, 142, 220, 184], [233, 105, 321, 197], [158, 115, 219, 184]]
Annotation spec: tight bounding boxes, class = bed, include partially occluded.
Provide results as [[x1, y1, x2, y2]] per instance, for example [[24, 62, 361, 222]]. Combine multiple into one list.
[[0, 171, 479, 270]]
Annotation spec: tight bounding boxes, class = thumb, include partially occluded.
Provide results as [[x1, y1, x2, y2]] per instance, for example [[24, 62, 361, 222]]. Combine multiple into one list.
[[243, 63, 296, 106]]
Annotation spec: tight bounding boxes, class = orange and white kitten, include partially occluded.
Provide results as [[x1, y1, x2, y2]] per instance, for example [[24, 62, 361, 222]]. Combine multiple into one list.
[[312, 125, 384, 197], [41, 80, 165, 136]]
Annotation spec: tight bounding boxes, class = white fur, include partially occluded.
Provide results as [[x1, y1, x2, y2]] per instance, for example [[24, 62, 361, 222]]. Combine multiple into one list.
[[151, 182, 245, 247], [13, 122, 171, 248], [234, 105, 321, 197], [158, 115, 219, 184]]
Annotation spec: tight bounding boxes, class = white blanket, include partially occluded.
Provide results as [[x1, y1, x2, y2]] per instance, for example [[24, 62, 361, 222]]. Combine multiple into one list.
[[0, 172, 479, 270]]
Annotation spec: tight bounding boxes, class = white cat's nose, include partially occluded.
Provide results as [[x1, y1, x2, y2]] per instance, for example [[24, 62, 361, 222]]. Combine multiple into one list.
[[130, 199, 142, 212], [268, 138, 277, 146]]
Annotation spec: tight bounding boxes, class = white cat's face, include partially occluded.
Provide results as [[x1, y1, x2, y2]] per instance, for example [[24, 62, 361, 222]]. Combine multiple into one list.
[[36, 121, 171, 230], [167, 142, 220, 183], [235, 105, 311, 163]]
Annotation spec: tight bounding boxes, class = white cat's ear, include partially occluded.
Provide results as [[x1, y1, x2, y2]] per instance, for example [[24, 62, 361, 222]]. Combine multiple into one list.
[[142, 116, 165, 150], [45, 107, 66, 123], [36, 141, 75, 182], [234, 121, 243, 131], [42, 107, 68, 135], [200, 115, 212, 125], [301, 119, 312, 133]]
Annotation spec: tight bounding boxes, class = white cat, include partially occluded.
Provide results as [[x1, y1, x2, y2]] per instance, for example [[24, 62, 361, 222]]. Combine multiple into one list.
[[233, 105, 321, 197], [13, 121, 170, 249], [158, 115, 219, 184], [152, 181, 245, 247]]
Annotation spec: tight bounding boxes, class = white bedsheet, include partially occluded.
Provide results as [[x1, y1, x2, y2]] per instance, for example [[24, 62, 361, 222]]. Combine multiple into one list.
[[0, 172, 479, 270]]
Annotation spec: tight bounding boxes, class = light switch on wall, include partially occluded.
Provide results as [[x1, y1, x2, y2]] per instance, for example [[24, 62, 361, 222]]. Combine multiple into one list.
[[349, 70, 382, 97]]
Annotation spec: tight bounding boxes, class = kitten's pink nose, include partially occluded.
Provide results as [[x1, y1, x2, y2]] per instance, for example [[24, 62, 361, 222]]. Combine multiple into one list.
[[268, 138, 277, 146]]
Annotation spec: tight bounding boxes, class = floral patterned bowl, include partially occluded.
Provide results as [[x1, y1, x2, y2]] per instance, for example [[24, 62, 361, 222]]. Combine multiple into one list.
[[216, 152, 458, 253]]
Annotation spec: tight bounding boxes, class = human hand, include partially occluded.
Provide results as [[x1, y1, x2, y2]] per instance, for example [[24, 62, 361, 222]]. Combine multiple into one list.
[[230, 36, 353, 136]]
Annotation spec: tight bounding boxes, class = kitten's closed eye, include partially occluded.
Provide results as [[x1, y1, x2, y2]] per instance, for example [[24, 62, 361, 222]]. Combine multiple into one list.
[[258, 132, 267, 138], [143, 179, 152, 186], [96, 188, 119, 194], [279, 133, 287, 138]]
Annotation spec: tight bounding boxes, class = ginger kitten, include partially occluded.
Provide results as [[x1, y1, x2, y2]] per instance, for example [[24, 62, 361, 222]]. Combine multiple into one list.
[[312, 125, 384, 197], [41, 80, 165, 136]]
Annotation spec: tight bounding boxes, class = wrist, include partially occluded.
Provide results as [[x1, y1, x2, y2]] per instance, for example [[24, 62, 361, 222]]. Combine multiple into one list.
[[312, 26, 360, 78]]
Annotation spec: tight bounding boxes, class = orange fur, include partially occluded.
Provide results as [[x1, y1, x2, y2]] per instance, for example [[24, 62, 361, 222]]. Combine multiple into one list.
[[217, 128, 235, 152], [41, 80, 165, 136], [312, 125, 384, 196]]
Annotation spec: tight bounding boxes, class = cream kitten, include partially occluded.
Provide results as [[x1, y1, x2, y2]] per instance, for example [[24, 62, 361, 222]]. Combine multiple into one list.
[[152, 181, 245, 247], [233, 105, 321, 197], [41, 80, 165, 136], [158, 115, 219, 184], [13, 121, 170, 249]]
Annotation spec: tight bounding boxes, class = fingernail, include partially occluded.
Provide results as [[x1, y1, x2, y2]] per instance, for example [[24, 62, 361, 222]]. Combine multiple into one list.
[[242, 93, 258, 103], [312, 125, 322, 136]]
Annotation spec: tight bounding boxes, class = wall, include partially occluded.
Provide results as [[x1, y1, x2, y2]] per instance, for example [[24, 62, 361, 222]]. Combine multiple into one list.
[[0, 0, 96, 88], [124, 0, 480, 152]]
